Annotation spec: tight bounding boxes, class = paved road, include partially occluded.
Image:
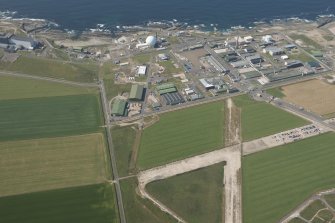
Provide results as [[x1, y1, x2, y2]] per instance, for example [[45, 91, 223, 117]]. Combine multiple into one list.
[[0, 70, 99, 88], [99, 79, 127, 223]]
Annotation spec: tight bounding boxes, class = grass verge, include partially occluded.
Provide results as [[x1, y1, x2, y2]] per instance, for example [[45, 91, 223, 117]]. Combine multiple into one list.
[[112, 126, 137, 177], [266, 87, 285, 98]]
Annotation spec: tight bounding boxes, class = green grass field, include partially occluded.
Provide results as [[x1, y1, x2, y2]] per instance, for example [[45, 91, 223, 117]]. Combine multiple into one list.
[[243, 133, 335, 223], [112, 126, 136, 177], [121, 178, 175, 223], [289, 52, 315, 62], [104, 79, 132, 101], [0, 75, 98, 100], [146, 163, 224, 223], [0, 133, 108, 197], [266, 87, 286, 98], [138, 101, 224, 169], [0, 183, 119, 223], [233, 95, 308, 141], [0, 94, 103, 141], [159, 60, 182, 74], [0, 56, 99, 82], [133, 53, 153, 64]]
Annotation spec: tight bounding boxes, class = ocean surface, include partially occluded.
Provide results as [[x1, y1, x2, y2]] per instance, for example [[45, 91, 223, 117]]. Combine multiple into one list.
[[0, 0, 334, 31]]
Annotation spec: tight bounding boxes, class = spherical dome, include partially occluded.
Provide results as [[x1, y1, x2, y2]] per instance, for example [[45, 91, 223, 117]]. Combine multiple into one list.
[[146, 36, 157, 47]]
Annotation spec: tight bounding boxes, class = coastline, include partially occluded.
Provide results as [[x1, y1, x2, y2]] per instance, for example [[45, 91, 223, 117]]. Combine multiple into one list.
[[0, 9, 334, 36]]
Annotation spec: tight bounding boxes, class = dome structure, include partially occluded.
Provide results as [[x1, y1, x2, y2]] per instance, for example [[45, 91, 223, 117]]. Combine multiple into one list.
[[146, 35, 157, 47]]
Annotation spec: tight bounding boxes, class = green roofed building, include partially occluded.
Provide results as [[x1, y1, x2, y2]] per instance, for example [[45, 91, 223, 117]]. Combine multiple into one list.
[[311, 50, 323, 57], [158, 87, 177, 95], [111, 99, 127, 116], [156, 83, 175, 91], [129, 84, 144, 101], [156, 83, 177, 95]]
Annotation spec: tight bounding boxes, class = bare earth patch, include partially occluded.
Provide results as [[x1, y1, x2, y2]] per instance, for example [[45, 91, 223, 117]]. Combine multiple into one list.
[[282, 79, 335, 116]]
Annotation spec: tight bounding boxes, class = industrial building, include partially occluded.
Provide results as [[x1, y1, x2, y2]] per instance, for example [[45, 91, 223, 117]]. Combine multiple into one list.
[[137, 66, 147, 76], [230, 60, 249, 68], [10, 36, 38, 50], [246, 54, 264, 64], [224, 55, 239, 62], [284, 44, 297, 50], [136, 35, 157, 49], [199, 78, 215, 90], [262, 35, 274, 44], [111, 99, 127, 116], [308, 61, 322, 70], [0, 33, 11, 49], [244, 47, 256, 53], [129, 84, 144, 101], [162, 92, 185, 105], [0, 33, 39, 50], [156, 83, 177, 95], [207, 56, 229, 73], [285, 60, 304, 69], [263, 47, 285, 56]]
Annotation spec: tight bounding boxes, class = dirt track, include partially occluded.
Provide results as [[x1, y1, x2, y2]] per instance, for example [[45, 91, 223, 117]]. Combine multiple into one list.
[[138, 144, 242, 223]]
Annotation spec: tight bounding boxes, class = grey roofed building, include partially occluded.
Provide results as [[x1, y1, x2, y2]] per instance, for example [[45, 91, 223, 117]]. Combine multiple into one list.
[[199, 78, 215, 90], [246, 54, 263, 64], [230, 60, 249, 68], [265, 47, 285, 56], [284, 44, 297, 50], [129, 84, 144, 101], [9, 35, 38, 50], [0, 33, 12, 49], [208, 56, 229, 73]]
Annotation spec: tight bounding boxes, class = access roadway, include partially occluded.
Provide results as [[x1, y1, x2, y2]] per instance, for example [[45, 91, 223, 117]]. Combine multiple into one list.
[[99, 78, 127, 223]]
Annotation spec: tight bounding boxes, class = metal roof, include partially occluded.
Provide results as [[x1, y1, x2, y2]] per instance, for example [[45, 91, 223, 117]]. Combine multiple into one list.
[[129, 84, 144, 100], [156, 83, 175, 91], [111, 99, 127, 116], [159, 87, 177, 95]]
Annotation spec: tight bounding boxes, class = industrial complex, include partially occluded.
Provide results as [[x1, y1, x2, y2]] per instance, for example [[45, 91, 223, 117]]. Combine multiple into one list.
[[0, 14, 335, 223]]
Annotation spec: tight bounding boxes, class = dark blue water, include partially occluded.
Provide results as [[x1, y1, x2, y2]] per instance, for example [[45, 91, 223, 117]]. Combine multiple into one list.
[[1, 0, 334, 30]]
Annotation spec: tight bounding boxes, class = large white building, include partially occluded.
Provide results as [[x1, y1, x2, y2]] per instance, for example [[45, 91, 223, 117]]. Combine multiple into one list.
[[136, 35, 157, 49], [137, 65, 147, 76]]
